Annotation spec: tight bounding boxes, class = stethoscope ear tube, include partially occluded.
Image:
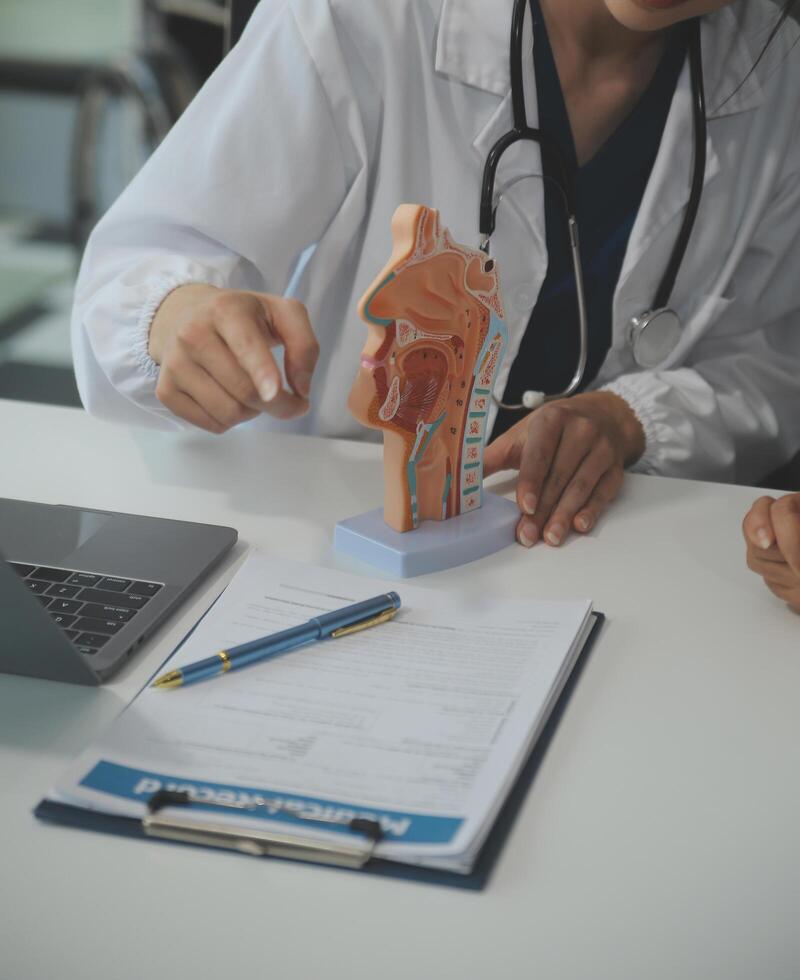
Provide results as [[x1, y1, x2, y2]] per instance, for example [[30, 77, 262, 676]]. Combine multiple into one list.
[[480, 129, 576, 245], [652, 19, 707, 312], [623, 19, 707, 372], [493, 214, 589, 412], [483, 4, 708, 412]]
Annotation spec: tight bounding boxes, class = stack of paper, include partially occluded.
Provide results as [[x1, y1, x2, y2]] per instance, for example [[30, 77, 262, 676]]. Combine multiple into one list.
[[44, 553, 595, 875]]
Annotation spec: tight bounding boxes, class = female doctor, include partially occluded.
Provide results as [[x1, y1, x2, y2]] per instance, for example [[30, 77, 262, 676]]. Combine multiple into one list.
[[71, 0, 800, 549]]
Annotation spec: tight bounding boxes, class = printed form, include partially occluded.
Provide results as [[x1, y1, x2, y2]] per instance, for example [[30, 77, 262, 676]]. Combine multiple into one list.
[[53, 553, 593, 872]]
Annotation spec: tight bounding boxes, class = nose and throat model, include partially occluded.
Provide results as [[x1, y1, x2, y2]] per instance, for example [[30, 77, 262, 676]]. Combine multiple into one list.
[[348, 205, 508, 533]]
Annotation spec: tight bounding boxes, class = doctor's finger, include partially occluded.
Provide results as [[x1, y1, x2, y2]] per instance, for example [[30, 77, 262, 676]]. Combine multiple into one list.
[[214, 302, 284, 404], [515, 406, 565, 517], [771, 495, 800, 577], [482, 430, 520, 479], [255, 386, 311, 421], [531, 432, 597, 546], [544, 446, 613, 546], [254, 295, 320, 399], [154, 371, 225, 434], [572, 466, 625, 536], [213, 312, 310, 419], [171, 360, 261, 431], [190, 332, 267, 411], [742, 496, 775, 550]]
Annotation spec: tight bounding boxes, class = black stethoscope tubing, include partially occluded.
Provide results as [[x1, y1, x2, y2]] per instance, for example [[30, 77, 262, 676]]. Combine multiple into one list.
[[480, 0, 708, 410]]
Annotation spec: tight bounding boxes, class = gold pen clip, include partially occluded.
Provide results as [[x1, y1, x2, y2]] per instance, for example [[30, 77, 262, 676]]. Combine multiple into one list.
[[330, 606, 399, 639]]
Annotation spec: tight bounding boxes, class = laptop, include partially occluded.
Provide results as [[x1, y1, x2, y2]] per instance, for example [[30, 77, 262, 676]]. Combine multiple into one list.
[[0, 497, 237, 685]]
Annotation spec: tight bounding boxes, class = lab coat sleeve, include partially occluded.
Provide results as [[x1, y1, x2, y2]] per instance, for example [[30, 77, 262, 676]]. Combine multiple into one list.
[[71, 0, 355, 429], [602, 159, 800, 485]]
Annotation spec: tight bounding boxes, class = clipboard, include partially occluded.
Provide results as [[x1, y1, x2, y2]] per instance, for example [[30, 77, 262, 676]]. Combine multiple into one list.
[[35, 612, 604, 890]]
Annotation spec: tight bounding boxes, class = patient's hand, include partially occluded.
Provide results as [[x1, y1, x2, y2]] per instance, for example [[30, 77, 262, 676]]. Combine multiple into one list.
[[148, 284, 319, 433], [743, 493, 800, 614]]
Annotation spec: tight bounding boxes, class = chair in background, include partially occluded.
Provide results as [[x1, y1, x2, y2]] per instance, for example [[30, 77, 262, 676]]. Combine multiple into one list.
[[227, 0, 260, 51], [0, 0, 203, 405]]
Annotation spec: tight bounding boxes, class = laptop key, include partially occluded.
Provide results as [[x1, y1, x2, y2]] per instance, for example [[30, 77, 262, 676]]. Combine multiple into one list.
[[126, 592, 153, 605], [63, 629, 80, 641], [131, 581, 162, 597], [50, 598, 82, 615], [37, 595, 54, 608], [25, 579, 50, 595], [74, 617, 123, 635], [76, 588, 147, 610], [9, 562, 36, 577], [46, 583, 81, 599], [76, 646, 98, 656], [80, 603, 136, 623], [50, 613, 77, 628], [30, 566, 72, 583], [97, 577, 132, 592], [68, 572, 102, 587], [76, 632, 110, 648]]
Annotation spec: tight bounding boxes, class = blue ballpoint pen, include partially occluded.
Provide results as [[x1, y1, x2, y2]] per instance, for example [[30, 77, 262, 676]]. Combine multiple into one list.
[[151, 591, 402, 689]]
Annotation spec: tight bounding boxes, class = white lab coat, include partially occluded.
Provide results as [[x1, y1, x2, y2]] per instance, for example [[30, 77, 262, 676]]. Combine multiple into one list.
[[71, 0, 800, 483]]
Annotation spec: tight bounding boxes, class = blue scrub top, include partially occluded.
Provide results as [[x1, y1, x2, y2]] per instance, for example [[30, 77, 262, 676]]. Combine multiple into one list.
[[491, 2, 687, 440]]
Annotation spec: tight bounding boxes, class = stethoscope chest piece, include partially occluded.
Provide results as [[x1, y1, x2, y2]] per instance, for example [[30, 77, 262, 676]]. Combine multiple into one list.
[[627, 308, 682, 369]]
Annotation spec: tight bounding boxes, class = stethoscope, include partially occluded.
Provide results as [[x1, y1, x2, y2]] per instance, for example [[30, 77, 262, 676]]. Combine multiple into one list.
[[480, 0, 707, 411]]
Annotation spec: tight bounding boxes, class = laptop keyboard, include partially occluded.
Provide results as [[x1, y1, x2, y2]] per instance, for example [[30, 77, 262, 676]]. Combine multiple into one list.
[[9, 562, 163, 656]]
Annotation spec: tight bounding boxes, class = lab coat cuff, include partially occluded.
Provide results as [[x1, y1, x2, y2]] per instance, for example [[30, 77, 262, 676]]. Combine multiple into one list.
[[600, 375, 665, 475], [133, 274, 220, 380]]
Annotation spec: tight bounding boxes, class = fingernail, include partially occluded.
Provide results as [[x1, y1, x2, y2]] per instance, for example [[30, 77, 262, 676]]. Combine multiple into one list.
[[523, 493, 537, 515], [259, 378, 279, 402], [294, 371, 312, 398], [546, 524, 564, 547], [576, 514, 590, 532], [518, 521, 538, 548], [757, 529, 771, 550]]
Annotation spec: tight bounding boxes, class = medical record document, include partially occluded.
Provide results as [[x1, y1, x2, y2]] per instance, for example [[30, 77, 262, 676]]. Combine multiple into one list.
[[46, 553, 595, 874]]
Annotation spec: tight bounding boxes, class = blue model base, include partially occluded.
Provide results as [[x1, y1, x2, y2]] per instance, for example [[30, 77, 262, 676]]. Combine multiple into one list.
[[334, 493, 519, 578]]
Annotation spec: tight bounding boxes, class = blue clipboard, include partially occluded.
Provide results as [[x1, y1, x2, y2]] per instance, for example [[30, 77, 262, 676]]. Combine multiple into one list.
[[35, 612, 605, 890]]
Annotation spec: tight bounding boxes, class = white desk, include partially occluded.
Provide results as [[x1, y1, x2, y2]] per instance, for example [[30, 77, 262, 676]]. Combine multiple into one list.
[[1, 398, 798, 980]]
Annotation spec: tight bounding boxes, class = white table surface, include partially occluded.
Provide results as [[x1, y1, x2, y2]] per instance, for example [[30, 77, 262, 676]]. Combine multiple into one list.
[[1, 398, 798, 980]]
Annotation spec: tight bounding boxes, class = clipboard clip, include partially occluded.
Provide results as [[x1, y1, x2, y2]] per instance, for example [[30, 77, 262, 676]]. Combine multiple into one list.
[[142, 790, 383, 869]]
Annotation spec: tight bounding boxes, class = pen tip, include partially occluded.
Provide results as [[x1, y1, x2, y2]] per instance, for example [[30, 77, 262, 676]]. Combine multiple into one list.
[[152, 670, 183, 689]]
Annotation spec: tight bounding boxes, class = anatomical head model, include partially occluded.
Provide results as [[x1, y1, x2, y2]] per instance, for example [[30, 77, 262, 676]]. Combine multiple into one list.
[[348, 205, 508, 533]]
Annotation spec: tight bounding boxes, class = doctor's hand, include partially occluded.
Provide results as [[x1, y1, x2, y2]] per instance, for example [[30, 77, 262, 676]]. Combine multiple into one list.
[[742, 494, 800, 614], [148, 284, 319, 433], [483, 391, 644, 549]]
